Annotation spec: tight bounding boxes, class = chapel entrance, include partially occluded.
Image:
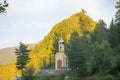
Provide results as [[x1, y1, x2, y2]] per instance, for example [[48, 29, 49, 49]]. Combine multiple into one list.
[[57, 60, 62, 69]]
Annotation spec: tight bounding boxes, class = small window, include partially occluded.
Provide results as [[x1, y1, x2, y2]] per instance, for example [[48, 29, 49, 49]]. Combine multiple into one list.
[[60, 46, 62, 49]]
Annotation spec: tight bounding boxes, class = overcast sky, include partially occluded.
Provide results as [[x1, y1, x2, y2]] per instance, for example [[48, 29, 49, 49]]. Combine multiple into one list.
[[0, 0, 117, 49]]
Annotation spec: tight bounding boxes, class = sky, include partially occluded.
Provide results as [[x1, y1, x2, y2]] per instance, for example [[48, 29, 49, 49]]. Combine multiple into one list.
[[0, 0, 118, 49]]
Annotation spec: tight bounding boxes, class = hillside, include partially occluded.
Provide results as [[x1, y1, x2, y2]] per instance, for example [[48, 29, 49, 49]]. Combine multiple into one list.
[[0, 47, 17, 64], [0, 44, 35, 64], [0, 11, 96, 65], [30, 10, 97, 70], [0, 10, 97, 80]]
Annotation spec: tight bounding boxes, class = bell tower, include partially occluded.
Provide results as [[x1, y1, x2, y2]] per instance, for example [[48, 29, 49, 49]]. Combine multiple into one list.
[[59, 38, 64, 52]]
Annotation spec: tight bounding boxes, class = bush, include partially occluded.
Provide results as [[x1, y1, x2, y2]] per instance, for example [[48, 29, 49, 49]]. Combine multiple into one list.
[[77, 74, 117, 80], [23, 65, 36, 80], [34, 72, 117, 80], [34, 73, 68, 80]]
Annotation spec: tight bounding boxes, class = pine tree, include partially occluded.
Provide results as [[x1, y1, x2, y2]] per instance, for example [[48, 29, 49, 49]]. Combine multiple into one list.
[[108, 18, 117, 47], [115, 0, 120, 24], [109, 0, 120, 47], [91, 20, 107, 44], [110, 18, 114, 28], [114, 0, 120, 47], [0, 0, 8, 13], [15, 42, 31, 77], [66, 31, 87, 76], [108, 0, 120, 78]]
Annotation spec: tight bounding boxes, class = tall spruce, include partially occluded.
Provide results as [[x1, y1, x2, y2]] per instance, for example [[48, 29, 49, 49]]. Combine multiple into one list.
[[108, 19, 117, 47], [114, 0, 120, 47], [15, 42, 30, 77], [108, 0, 120, 78], [113, 0, 120, 47], [66, 31, 87, 76], [108, 0, 120, 47], [115, 0, 120, 24], [110, 18, 114, 28], [91, 20, 107, 44], [109, 0, 120, 47], [115, 0, 120, 46]]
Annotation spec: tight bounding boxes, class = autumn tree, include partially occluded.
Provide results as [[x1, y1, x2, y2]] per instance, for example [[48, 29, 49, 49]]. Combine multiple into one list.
[[15, 42, 31, 77]]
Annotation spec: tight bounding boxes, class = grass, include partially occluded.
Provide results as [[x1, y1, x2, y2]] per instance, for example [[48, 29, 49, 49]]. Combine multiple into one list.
[[33, 72, 117, 80], [33, 73, 68, 80]]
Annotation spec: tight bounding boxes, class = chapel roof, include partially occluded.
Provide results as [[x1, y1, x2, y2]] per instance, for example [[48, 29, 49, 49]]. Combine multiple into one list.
[[59, 38, 64, 43]]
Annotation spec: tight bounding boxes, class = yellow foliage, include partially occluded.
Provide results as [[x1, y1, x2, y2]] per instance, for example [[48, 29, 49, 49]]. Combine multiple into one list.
[[0, 63, 17, 80], [29, 10, 96, 71]]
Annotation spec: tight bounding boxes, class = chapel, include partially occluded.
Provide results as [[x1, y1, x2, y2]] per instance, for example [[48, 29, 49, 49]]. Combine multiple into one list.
[[55, 38, 68, 70]]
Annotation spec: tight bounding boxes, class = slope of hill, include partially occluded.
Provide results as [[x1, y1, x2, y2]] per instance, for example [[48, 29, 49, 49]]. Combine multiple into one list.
[[0, 44, 35, 64], [30, 10, 97, 70], [0, 10, 97, 80], [0, 47, 16, 64]]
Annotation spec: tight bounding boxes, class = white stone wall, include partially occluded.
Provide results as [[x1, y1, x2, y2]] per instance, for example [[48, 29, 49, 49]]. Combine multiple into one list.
[[55, 52, 67, 70], [63, 55, 67, 68]]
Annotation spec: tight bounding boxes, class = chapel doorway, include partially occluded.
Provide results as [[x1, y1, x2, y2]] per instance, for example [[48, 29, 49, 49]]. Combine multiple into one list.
[[57, 60, 62, 69]]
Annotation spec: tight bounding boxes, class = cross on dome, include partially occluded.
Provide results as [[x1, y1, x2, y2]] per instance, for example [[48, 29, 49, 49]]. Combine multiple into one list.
[[59, 31, 64, 43], [59, 38, 64, 43]]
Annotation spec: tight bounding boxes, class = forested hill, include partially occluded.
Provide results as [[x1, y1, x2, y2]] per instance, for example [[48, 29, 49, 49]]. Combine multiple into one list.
[[30, 10, 96, 70]]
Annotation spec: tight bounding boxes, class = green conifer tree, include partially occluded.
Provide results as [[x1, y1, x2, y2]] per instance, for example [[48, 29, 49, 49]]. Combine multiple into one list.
[[91, 20, 107, 44], [91, 41, 114, 75], [15, 42, 30, 77], [108, 1, 120, 78], [0, 0, 8, 13], [115, 0, 120, 24], [66, 31, 87, 76]]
